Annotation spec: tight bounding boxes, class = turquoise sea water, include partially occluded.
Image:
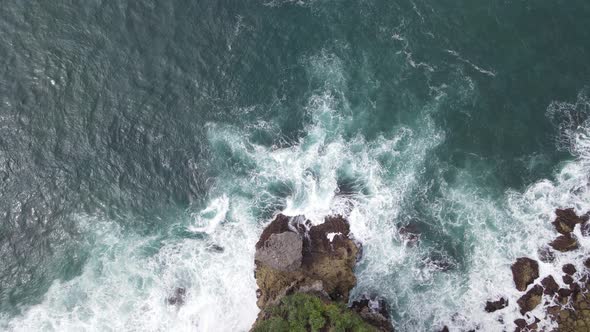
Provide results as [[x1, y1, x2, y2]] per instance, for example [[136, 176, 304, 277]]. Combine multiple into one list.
[[1, 1, 590, 331]]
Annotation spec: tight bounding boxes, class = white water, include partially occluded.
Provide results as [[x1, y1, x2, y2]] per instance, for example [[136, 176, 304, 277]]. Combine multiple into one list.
[[3, 54, 590, 332]]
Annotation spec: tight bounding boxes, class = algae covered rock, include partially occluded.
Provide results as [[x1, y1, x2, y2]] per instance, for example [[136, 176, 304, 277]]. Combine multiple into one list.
[[252, 214, 393, 331], [254, 214, 359, 307]]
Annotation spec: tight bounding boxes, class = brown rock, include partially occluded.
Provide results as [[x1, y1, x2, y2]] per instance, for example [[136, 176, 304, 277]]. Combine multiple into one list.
[[517, 284, 543, 314], [553, 208, 587, 234], [563, 264, 577, 275], [541, 275, 559, 296], [351, 296, 394, 332], [514, 318, 527, 329], [485, 297, 508, 313], [558, 288, 572, 299], [563, 275, 574, 284], [550, 234, 579, 252], [168, 287, 186, 306], [511, 257, 540, 291], [254, 214, 359, 308]]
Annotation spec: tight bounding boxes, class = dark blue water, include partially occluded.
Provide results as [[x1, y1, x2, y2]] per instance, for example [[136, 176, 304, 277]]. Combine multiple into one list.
[[1, 1, 590, 330]]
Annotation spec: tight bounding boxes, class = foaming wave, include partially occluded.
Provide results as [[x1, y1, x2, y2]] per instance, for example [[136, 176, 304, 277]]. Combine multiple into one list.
[[2, 205, 259, 331]]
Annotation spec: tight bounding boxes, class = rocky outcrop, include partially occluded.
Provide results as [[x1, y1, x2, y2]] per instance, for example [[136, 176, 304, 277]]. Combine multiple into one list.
[[540, 275, 559, 296], [251, 214, 393, 332], [254, 214, 359, 308], [550, 234, 579, 252], [517, 284, 543, 314], [512, 257, 539, 291]]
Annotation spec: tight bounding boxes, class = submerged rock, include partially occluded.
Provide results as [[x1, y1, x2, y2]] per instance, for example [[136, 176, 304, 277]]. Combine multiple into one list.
[[512, 257, 539, 291], [537, 246, 555, 263], [398, 223, 421, 246], [484, 297, 508, 313], [168, 287, 186, 306]]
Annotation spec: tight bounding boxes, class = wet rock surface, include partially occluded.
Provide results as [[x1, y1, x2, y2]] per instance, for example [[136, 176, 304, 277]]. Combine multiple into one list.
[[550, 234, 580, 252], [351, 296, 394, 332], [512, 257, 540, 291], [487, 208, 590, 331], [485, 297, 508, 313], [552, 208, 587, 234], [541, 275, 559, 296], [517, 284, 543, 314]]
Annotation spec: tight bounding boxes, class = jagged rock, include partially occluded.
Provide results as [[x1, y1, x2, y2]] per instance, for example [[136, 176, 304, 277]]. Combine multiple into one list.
[[254, 214, 358, 307], [514, 317, 540, 332], [252, 214, 392, 331], [563, 264, 577, 275], [168, 287, 186, 306], [351, 296, 394, 332], [541, 275, 559, 296], [563, 275, 574, 284], [550, 234, 579, 252], [553, 208, 586, 234], [517, 284, 543, 314], [512, 257, 540, 291], [514, 318, 527, 329], [484, 297, 508, 313], [558, 288, 572, 301], [255, 231, 303, 272], [398, 223, 421, 246]]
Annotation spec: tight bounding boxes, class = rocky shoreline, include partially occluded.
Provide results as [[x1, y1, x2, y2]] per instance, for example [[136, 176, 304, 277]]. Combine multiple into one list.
[[248, 208, 590, 331], [483, 208, 590, 332], [250, 214, 393, 331]]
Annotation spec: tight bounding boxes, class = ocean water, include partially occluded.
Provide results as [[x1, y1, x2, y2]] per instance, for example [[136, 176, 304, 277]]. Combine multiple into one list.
[[1, 1, 590, 331]]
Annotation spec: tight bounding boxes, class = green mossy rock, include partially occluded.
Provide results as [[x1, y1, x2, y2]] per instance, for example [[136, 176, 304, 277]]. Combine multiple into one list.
[[252, 293, 378, 332]]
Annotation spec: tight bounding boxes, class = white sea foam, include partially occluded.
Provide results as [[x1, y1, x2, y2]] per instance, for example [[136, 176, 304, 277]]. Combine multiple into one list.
[[2, 199, 259, 332], [188, 194, 229, 234], [5, 50, 589, 332]]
